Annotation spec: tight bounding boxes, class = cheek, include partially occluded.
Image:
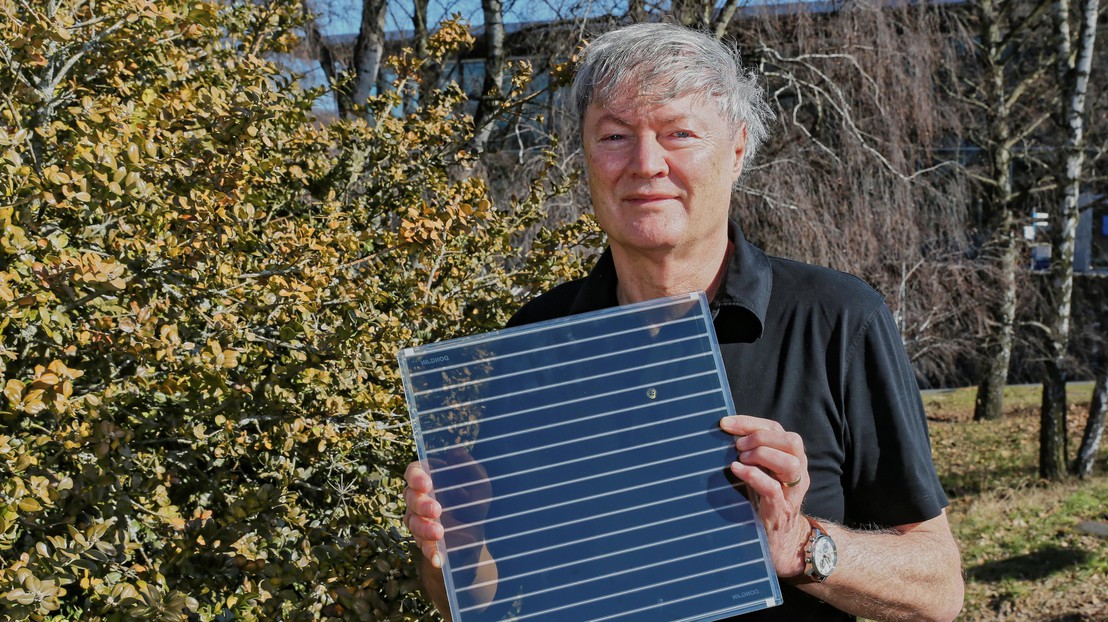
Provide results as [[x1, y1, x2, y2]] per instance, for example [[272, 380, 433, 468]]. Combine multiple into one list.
[[585, 147, 628, 176], [587, 153, 612, 172], [687, 154, 734, 194]]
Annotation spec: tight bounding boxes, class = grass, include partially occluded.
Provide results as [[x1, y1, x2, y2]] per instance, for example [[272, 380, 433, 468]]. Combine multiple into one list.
[[924, 382, 1108, 621]]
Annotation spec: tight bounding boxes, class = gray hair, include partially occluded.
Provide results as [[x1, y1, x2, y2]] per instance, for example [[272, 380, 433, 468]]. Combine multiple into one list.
[[571, 22, 773, 167]]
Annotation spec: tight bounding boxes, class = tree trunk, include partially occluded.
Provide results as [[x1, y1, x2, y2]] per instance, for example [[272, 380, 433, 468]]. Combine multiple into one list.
[[408, 0, 441, 114], [1040, 0, 1099, 480], [300, 0, 351, 118], [974, 224, 1018, 421], [713, 0, 741, 38], [974, 0, 1020, 422], [349, 0, 389, 111], [471, 0, 505, 153], [1074, 349, 1107, 478], [1040, 362, 1070, 478], [671, 0, 712, 29]]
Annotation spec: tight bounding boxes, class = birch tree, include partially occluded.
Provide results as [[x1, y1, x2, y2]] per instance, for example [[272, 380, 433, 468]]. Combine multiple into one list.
[[961, 0, 1056, 421], [1038, 0, 1100, 479], [1075, 346, 1108, 477], [471, 0, 505, 152], [301, 0, 388, 118]]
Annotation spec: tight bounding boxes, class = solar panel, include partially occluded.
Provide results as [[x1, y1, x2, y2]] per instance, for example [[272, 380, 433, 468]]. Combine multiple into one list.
[[399, 292, 782, 622]]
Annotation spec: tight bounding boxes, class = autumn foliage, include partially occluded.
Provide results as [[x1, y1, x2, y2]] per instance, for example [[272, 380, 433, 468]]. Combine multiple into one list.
[[0, 0, 593, 619]]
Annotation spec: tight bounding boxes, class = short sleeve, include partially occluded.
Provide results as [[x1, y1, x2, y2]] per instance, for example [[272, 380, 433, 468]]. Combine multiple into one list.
[[841, 303, 948, 527]]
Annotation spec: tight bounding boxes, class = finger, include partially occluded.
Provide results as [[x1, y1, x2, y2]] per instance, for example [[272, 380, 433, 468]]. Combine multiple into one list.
[[729, 460, 789, 500], [407, 512, 445, 544], [404, 461, 434, 493], [735, 444, 804, 484], [420, 539, 444, 569], [720, 415, 784, 436], [732, 427, 806, 484], [404, 485, 442, 521], [733, 426, 801, 452]]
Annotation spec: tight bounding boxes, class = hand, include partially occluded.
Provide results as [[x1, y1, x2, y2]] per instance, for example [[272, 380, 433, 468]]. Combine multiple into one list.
[[403, 449, 492, 570], [404, 460, 446, 568], [719, 415, 811, 578]]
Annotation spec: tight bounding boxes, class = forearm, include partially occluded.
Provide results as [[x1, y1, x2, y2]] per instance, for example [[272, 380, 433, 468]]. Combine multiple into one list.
[[798, 515, 963, 622], [416, 543, 500, 621]]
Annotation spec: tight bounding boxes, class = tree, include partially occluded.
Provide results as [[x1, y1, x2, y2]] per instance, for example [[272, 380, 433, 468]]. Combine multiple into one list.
[[714, 1, 983, 385], [471, 0, 506, 152], [350, 0, 389, 107], [302, 0, 388, 118], [1075, 344, 1108, 477], [957, 0, 1057, 420], [1038, 0, 1101, 479]]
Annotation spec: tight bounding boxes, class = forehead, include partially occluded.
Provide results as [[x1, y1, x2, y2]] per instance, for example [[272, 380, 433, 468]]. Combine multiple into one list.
[[585, 91, 726, 128]]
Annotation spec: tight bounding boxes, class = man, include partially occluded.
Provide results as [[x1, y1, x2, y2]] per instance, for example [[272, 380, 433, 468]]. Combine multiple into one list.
[[404, 21, 964, 621]]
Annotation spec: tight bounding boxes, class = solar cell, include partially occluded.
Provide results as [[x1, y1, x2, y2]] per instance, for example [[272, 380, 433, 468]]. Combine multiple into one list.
[[400, 292, 782, 622]]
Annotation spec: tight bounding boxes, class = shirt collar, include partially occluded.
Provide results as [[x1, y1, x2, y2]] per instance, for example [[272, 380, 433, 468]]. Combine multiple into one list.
[[712, 219, 771, 343], [567, 219, 772, 343]]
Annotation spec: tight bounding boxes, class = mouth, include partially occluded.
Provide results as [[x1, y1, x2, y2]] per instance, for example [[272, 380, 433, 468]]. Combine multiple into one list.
[[623, 194, 678, 205]]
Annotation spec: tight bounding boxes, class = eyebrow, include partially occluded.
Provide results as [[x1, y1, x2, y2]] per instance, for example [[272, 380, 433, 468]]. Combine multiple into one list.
[[594, 111, 694, 128], [595, 112, 632, 128]]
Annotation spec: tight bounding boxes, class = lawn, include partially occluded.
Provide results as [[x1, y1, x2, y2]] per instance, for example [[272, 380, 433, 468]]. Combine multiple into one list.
[[924, 382, 1108, 621]]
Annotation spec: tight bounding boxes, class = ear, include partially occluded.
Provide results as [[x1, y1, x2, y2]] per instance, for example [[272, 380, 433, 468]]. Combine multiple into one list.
[[731, 123, 749, 181]]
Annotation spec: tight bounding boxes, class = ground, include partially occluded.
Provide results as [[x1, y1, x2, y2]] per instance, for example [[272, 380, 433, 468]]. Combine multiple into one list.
[[923, 383, 1108, 621]]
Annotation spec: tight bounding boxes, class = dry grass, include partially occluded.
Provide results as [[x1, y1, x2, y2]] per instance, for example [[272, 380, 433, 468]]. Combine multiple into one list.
[[924, 383, 1108, 621]]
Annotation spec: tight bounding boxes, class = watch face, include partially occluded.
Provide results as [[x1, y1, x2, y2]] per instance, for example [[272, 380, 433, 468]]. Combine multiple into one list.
[[813, 536, 837, 575]]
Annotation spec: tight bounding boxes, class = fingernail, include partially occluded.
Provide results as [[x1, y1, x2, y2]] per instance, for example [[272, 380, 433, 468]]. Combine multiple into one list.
[[431, 553, 442, 568]]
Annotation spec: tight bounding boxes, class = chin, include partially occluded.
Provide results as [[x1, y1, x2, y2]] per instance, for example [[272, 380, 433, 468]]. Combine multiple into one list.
[[613, 232, 683, 255]]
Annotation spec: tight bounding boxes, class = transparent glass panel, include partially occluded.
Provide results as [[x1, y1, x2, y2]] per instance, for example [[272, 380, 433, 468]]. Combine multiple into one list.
[[399, 293, 782, 622]]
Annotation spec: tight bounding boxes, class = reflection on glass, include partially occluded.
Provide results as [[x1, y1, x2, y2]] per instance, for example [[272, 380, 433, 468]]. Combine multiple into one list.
[[399, 293, 782, 622]]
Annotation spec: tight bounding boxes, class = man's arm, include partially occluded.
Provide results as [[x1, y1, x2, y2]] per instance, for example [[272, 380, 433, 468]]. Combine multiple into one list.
[[404, 462, 453, 617], [722, 415, 964, 622], [403, 461, 499, 621], [803, 512, 963, 622]]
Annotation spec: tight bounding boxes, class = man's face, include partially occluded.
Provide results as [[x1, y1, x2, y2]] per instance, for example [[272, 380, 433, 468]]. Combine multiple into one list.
[[582, 90, 747, 258]]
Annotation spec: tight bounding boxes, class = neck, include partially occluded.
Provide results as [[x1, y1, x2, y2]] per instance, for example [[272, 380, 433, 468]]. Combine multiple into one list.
[[613, 235, 731, 305]]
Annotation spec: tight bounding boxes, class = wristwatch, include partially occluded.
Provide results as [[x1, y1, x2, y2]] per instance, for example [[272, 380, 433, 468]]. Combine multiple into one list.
[[795, 516, 837, 584]]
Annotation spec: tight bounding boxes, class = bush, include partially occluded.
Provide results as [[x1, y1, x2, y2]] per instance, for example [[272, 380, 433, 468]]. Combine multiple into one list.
[[0, 1, 594, 619]]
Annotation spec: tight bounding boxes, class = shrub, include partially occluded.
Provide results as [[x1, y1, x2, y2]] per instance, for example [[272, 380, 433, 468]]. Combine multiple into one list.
[[0, 1, 594, 619]]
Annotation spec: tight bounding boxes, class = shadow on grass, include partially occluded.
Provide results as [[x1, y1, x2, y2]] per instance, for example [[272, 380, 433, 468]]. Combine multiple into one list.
[[967, 546, 1090, 582]]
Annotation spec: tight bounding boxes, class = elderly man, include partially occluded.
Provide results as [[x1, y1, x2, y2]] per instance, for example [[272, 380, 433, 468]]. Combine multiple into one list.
[[404, 21, 964, 622]]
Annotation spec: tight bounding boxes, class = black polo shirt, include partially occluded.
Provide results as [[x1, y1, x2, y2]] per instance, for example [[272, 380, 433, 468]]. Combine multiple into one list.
[[507, 220, 948, 622]]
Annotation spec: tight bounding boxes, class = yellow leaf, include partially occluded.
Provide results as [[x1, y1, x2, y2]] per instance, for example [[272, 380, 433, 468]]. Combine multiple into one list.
[[18, 497, 42, 512], [3, 379, 24, 403], [34, 372, 60, 387], [22, 389, 47, 414]]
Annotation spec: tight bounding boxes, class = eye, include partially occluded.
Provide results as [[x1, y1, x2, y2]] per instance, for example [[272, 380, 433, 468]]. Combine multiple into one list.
[[601, 133, 626, 142], [672, 131, 692, 139]]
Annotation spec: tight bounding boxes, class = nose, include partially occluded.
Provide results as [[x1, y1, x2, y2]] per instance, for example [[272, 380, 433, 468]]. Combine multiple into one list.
[[630, 137, 668, 178]]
